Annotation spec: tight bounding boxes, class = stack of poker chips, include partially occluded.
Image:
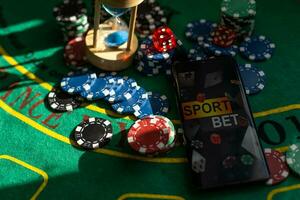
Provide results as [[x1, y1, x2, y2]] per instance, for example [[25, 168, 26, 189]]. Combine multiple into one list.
[[63, 37, 87, 69], [127, 115, 176, 155], [135, 37, 175, 76], [220, 0, 256, 41], [53, 0, 89, 42], [135, 0, 168, 38]]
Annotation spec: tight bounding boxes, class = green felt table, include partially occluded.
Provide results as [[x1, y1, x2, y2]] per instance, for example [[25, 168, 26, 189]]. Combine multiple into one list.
[[0, 0, 300, 199]]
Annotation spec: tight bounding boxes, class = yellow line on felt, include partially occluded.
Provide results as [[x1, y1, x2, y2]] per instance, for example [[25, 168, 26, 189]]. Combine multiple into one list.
[[0, 99, 187, 164], [0, 154, 48, 200], [254, 104, 300, 118], [267, 184, 300, 200], [117, 193, 185, 200]]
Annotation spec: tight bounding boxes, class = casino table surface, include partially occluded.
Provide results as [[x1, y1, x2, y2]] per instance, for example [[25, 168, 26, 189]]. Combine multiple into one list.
[[0, 0, 300, 199]]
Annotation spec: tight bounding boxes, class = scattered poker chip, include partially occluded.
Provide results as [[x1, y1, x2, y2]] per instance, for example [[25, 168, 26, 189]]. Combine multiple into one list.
[[147, 91, 169, 116], [107, 79, 138, 103], [220, 0, 256, 18], [74, 117, 113, 150], [79, 73, 117, 100], [47, 87, 83, 112], [286, 143, 300, 176], [239, 35, 275, 61], [60, 72, 97, 94], [185, 19, 217, 43], [187, 45, 208, 61], [111, 87, 146, 114], [133, 98, 154, 119], [264, 148, 289, 185], [127, 115, 171, 154], [203, 38, 238, 57], [238, 64, 266, 95], [103, 76, 129, 103]]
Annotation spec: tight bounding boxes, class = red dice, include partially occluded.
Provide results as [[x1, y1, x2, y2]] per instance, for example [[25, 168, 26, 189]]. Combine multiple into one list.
[[152, 26, 177, 52], [211, 25, 236, 48]]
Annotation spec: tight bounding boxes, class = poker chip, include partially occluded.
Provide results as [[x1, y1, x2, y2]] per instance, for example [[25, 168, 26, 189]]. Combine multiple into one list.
[[203, 38, 238, 57], [187, 45, 208, 61], [127, 115, 172, 154], [53, 0, 89, 42], [147, 91, 169, 116], [53, 0, 87, 23], [135, 0, 168, 38], [136, 60, 161, 77], [106, 79, 138, 103], [264, 148, 289, 185], [133, 98, 154, 119], [140, 37, 174, 61], [111, 87, 146, 114], [286, 143, 300, 176], [47, 87, 83, 112], [64, 36, 87, 68], [221, 0, 256, 18], [79, 73, 117, 100], [238, 64, 266, 95], [60, 72, 97, 94], [239, 35, 275, 61], [74, 117, 113, 150], [185, 19, 217, 43]]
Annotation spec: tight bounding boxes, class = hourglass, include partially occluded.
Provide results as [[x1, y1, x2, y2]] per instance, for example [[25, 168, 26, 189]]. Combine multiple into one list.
[[85, 0, 144, 71]]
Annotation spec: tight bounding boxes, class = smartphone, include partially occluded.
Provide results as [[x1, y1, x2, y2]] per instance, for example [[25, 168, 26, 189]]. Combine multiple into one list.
[[172, 56, 269, 189]]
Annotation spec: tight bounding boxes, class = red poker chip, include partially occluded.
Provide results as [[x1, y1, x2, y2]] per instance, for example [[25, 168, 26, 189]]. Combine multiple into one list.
[[64, 37, 87, 66], [264, 148, 289, 185], [152, 26, 177, 52], [127, 117, 170, 154]]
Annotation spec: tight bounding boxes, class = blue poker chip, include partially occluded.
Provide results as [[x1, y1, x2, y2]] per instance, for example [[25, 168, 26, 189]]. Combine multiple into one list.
[[185, 19, 217, 44], [136, 60, 160, 77], [106, 78, 138, 103], [60, 71, 97, 94], [139, 37, 175, 62], [238, 64, 266, 95], [239, 35, 275, 61], [203, 38, 238, 57], [136, 51, 172, 68], [103, 76, 128, 102], [80, 73, 117, 100], [188, 45, 208, 61], [133, 97, 153, 119], [111, 87, 146, 114], [147, 91, 169, 116]]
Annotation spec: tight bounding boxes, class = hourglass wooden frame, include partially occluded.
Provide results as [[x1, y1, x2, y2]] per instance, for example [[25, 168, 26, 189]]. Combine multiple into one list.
[[84, 0, 144, 71]]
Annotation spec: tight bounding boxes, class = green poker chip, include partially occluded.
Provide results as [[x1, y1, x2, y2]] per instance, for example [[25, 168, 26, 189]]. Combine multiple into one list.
[[241, 154, 254, 165], [286, 143, 300, 176], [221, 0, 256, 18]]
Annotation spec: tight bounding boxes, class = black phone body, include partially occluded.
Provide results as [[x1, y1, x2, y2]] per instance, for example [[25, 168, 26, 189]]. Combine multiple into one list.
[[172, 56, 269, 189]]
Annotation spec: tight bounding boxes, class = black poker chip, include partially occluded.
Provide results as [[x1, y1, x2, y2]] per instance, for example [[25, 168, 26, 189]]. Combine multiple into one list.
[[74, 117, 113, 150], [47, 87, 83, 112], [53, 0, 87, 23]]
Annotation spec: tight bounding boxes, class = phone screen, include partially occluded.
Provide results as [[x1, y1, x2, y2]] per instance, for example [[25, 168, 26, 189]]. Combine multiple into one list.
[[173, 56, 269, 189]]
